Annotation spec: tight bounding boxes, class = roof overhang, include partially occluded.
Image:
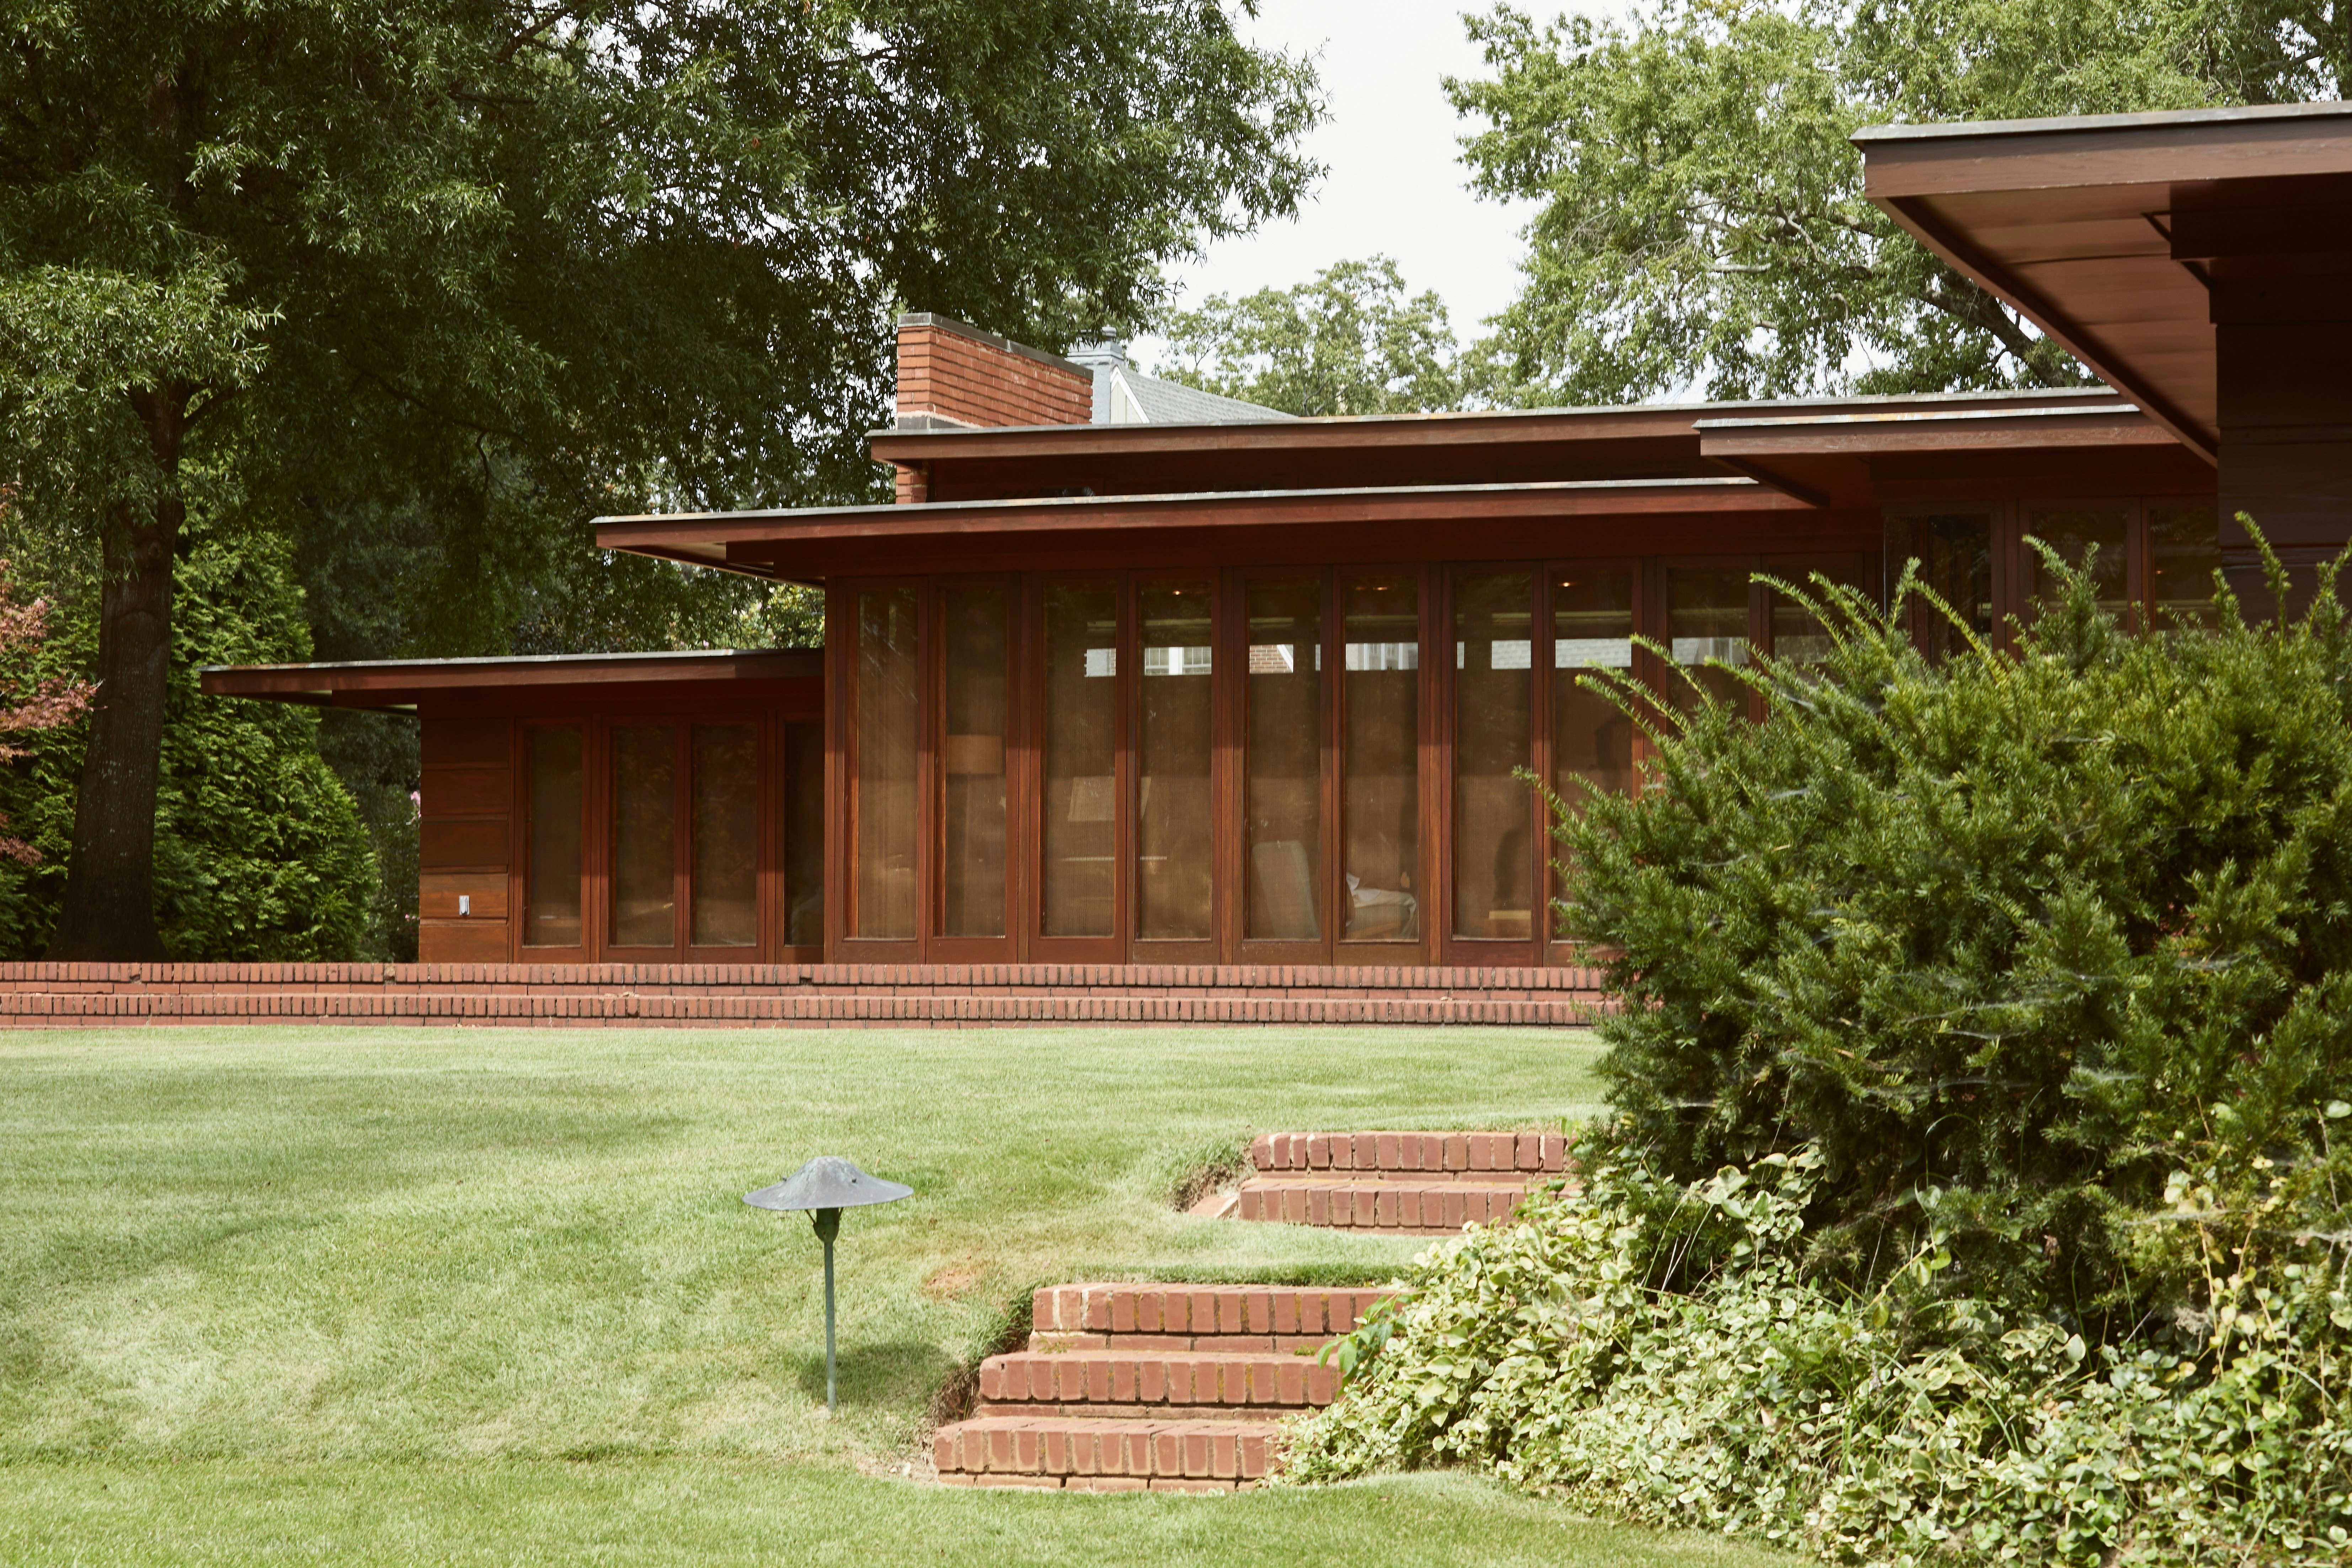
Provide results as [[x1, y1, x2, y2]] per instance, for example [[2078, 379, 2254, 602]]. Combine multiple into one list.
[[597, 478, 1819, 578], [200, 649, 822, 713], [1857, 101, 2352, 466], [1695, 401, 2181, 505]]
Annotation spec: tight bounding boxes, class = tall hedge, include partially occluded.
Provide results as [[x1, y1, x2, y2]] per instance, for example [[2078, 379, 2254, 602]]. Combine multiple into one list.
[[1556, 549, 2352, 1315], [0, 526, 374, 960]]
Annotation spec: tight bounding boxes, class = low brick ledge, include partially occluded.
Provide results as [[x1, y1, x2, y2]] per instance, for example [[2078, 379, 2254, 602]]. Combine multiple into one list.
[[0, 961, 1608, 1029]]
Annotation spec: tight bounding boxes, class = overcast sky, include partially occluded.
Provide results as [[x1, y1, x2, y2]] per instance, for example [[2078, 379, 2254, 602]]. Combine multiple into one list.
[[1138, 0, 1631, 369]]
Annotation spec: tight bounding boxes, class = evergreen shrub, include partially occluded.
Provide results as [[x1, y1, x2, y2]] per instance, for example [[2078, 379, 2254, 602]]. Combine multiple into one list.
[[1558, 549, 2352, 1317], [1284, 546, 2352, 1563]]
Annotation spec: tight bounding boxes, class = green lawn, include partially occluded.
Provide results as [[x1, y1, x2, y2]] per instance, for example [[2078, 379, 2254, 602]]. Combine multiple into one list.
[[0, 1025, 1794, 1566]]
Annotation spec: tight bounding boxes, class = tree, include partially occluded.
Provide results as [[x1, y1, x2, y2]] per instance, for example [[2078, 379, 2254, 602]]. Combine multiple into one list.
[[0, 0, 1322, 959], [0, 558, 91, 866], [0, 521, 373, 960], [1156, 256, 1466, 414], [1450, 0, 2348, 406]]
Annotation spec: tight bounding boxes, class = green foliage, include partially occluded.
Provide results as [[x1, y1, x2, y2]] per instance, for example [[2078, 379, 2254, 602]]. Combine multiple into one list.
[[1288, 1146, 2352, 1566], [1552, 546, 2352, 1321], [0, 529, 373, 961], [1156, 256, 1467, 415], [1449, 0, 2346, 403]]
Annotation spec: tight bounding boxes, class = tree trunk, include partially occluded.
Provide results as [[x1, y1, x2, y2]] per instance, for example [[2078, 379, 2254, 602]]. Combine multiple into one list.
[[44, 392, 186, 961]]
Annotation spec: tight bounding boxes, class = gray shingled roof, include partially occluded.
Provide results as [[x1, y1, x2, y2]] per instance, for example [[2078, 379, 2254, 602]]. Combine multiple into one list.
[[1083, 358, 1295, 426]]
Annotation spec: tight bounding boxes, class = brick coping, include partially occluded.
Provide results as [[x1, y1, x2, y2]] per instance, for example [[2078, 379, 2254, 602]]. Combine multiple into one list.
[[0, 961, 1609, 1029]]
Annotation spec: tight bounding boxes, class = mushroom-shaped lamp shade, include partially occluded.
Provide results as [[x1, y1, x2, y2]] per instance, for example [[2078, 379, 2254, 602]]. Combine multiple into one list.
[[743, 1155, 913, 1214]]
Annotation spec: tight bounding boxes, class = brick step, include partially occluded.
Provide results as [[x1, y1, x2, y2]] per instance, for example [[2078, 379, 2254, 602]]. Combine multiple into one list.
[[1028, 1282, 1392, 1346], [1234, 1178, 1527, 1232], [1248, 1129, 1570, 1177], [932, 1416, 1278, 1492], [978, 1350, 1341, 1414]]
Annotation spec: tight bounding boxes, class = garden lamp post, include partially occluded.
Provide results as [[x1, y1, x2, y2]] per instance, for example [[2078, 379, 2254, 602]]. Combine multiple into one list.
[[743, 1156, 913, 1413]]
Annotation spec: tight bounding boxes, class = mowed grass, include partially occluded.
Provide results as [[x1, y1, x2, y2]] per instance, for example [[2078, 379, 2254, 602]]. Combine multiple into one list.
[[0, 1025, 1795, 1566]]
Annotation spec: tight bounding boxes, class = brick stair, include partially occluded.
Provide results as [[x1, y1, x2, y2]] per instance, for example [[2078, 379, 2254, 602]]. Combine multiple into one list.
[[1227, 1130, 1570, 1235], [933, 1282, 1394, 1491]]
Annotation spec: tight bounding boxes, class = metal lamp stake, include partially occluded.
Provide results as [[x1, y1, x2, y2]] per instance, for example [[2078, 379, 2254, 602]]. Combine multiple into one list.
[[744, 1158, 911, 1414]]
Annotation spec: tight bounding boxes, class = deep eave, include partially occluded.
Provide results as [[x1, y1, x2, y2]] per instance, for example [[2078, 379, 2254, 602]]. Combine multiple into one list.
[[595, 476, 1818, 576], [1856, 100, 2352, 463], [201, 649, 822, 712]]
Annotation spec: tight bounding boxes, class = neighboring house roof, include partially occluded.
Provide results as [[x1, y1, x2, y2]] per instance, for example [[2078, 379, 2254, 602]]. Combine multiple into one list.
[[1068, 341, 1295, 425]]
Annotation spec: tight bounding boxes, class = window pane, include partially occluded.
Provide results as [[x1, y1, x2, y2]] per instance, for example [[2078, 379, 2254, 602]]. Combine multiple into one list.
[[1246, 577, 1323, 940], [1551, 568, 1636, 815], [523, 726, 582, 947], [853, 587, 918, 940], [611, 726, 677, 948], [2148, 503, 2221, 630], [1138, 579, 1214, 940], [943, 585, 1009, 938], [1453, 570, 1533, 940], [782, 721, 824, 948], [1043, 581, 1118, 937], [1342, 575, 1420, 942], [1766, 555, 1870, 665], [2026, 505, 2129, 620], [1900, 512, 1994, 661], [690, 723, 758, 948], [1666, 565, 1751, 713]]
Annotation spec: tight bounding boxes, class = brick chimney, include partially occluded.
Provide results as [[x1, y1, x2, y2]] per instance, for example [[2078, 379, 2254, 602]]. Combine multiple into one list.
[[890, 314, 1094, 502]]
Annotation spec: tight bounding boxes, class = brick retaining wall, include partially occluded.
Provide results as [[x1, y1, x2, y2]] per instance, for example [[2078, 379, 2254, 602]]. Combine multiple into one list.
[[0, 962, 1608, 1028]]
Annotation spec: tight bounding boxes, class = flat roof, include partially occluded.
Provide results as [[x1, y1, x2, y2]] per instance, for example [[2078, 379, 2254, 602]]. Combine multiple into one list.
[[596, 476, 1815, 574], [201, 648, 822, 711], [1857, 100, 2352, 460]]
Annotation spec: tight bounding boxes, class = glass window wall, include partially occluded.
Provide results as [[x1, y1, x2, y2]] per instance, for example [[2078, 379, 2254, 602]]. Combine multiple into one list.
[[1453, 571, 1533, 940], [1342, 576, 1420, 942], [1042, 582, 1118, 937], [1666, 566, 1752, 713], [1137, 580, 1214, 941], [2148, 504, 2223, 629], [852, 587, 919, 940], [942, 585, 1009, 938], [689, 723, 758, 948], [611, 725, 677, 948], [1903, 512, 1995, 661], [782, 721, 824, 947], [523, 726, 583, 947], [2025, 505, 2129, 621], [1245, 577, 1323, 941], [1551, 568, 1636, 815]]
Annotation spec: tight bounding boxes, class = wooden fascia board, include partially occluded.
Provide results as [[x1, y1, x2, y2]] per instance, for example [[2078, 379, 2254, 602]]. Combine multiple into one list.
[[1698, 415, 2180, 458], [1868, 192, 2219, 463], [1859, 114, 2352, 201], [200, 653, 820, 700], [602, 480, 1810, 560]]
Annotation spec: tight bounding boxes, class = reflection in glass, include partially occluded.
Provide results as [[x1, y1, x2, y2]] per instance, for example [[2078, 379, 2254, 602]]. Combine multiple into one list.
[[524, 726, 583, 946], [1342, 576, 1419, 941], [1454, 571, 1533, 940], [1043, 582, 1118, 937], [783, 721, 824, 947], [1667, 566, 1751, 713], [690, 723, 758, 947], [1551, 569, 1636, 815], [943, 585, 1009, 938], [611, 725, 677, 948], [1902, 512, 1995, 661], [853, 587, 918, 939], [2148, 504, 2222, 630], [2026, 505, 2129, 622], [1245, 577, 1323, 940], [1138, 579, 1214, 940], [1765, 555, 1871, 665]]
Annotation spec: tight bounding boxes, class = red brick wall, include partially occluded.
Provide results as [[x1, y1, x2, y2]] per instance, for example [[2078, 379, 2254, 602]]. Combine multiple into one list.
[[0, 962, 1609, 1028], [895, 315, 1092, 432]]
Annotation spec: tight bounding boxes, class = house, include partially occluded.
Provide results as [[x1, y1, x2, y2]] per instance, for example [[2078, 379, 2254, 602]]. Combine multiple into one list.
[[200, 101, 2352, 978]]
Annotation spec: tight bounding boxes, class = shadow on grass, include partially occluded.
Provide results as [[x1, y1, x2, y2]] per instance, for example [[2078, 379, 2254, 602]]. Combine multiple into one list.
[[791, 1339, 959, 1409]]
